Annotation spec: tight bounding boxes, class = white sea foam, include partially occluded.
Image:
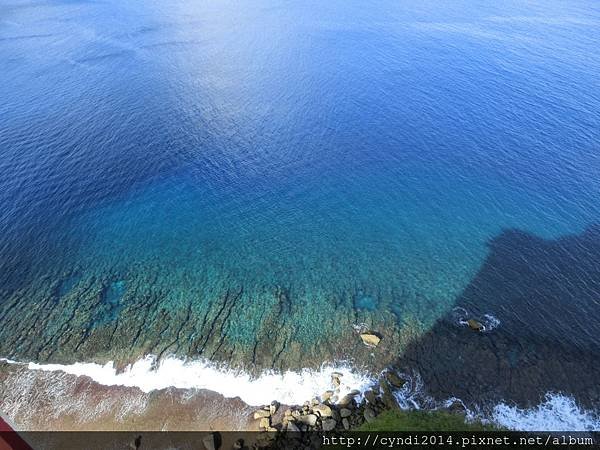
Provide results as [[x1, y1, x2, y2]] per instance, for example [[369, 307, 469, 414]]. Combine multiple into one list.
[[492, 393, 600, 431], [393, 371, 430, 410], [0, 357, 19, 364], [4, 355, 374, 406], [482, 313, 501, 331], [391, 377, 600, 432], [4, 357, 599, 431]]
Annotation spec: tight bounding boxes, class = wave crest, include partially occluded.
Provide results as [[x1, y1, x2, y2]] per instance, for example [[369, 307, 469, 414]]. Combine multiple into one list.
[[492, 393, 600, 431], [15, 355, 374, 406]]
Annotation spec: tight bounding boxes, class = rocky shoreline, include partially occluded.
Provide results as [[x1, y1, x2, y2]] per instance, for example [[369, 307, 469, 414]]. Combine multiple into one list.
[[1, 355, 469, 450], [0, 321, 492, 435], [3, 294, 599, 440], [0, 331, 425, 434], [4, 228, 600, 417], [249, 369, 413, 435]]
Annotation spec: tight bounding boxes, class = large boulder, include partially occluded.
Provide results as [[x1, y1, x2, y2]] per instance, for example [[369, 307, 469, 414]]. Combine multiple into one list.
[[321, 390, 334, 402], [364, 390, 378, 404], [363, 408, 376, 423], [312, 404, 333, 417], [259, 417, 270, 429], [338, 389, 360, 406], [340, 408, 352, 418], [338, 394, 356, 407], [322, 418, 337, 431], [253, 410, 271, 420], [360, 333, 381, 347], [297, 414, 318, 427], [379, 379, 400, 409], [467, 319, 484, 331]]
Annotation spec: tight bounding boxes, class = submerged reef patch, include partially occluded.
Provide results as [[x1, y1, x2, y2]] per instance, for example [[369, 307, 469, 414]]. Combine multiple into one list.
[[0, 266, 416, 373]]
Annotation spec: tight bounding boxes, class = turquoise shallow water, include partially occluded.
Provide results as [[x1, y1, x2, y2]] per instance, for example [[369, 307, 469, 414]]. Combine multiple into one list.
[[1, 0, 600, 381]]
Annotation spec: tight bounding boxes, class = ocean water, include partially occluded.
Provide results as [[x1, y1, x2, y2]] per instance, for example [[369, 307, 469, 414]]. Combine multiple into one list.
[[1, 0, 600, 427]]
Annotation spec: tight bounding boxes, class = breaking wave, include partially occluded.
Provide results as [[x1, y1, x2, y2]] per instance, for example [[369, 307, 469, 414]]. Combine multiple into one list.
[[492, 393, 600, 431], [389, 371, 599, 431], [1, 356, 374, 406], [2, 358, 599, 431]]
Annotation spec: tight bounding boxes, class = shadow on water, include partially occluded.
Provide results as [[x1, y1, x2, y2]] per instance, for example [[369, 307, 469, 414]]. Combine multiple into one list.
[[395, 225, 600, 409]]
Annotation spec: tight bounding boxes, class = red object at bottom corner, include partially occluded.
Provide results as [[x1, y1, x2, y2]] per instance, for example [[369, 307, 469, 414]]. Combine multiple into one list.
[[0, 417, 33, 450]]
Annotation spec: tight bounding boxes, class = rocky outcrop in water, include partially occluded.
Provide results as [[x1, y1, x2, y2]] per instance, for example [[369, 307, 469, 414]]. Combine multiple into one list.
[[466, 319, 484, 332], [359, 333, 381, 347]]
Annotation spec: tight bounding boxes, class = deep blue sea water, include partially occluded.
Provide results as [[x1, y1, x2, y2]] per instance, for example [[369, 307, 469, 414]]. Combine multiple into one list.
[[1, 0, 600, 409]]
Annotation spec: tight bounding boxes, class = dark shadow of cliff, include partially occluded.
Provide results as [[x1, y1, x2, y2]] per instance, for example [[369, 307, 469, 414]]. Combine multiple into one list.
[[394, 225, 600, 409]]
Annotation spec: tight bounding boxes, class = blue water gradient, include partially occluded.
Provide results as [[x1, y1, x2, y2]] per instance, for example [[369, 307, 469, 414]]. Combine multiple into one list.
[[1, 0, 600, 371]]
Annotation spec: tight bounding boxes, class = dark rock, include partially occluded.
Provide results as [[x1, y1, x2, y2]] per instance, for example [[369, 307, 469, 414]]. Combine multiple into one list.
[[338, 395, 356, 407], [322, 418, 337, 431], [342, 418, 350, 430], [467, 319, 484, 331], [379, 378, 400, 409], [385, 371, 407, 388], [312, 404, 332, 417], [363, 408, 376, 422], [286, 421, 300, 432], [446, 399, 467, 416], [364, 390, 378, 404], [202, 433, 217, 450]]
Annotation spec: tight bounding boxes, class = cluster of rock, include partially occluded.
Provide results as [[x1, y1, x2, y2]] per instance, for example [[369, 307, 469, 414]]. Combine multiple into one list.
[[253, 370, 407, 435]]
